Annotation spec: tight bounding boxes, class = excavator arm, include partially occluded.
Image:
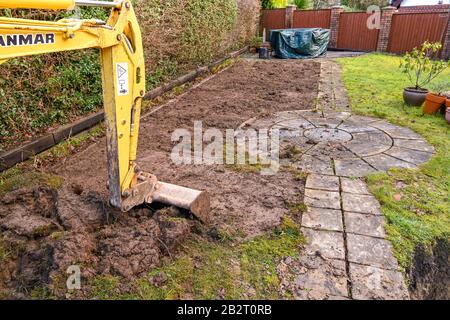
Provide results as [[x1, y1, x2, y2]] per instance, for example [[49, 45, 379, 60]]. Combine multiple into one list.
[[0, 0, 210, 221]]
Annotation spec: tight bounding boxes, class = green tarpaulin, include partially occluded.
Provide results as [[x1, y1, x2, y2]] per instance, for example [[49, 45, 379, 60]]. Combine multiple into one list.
[[270, 28, 330, 59]]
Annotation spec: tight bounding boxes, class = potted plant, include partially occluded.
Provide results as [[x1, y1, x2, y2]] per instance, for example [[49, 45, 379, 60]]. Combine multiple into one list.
[[399, 41, 449, 106], [444, 92, 450, 123], [446, 104, 450, 124], [426, 83, 450, 114]]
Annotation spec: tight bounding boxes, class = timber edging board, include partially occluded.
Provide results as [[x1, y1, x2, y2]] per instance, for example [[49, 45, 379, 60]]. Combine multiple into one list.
[[0, 46, 249, 172]]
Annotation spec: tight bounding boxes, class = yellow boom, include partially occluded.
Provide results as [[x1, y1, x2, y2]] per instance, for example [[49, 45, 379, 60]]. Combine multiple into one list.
[[0, 0, 210, 221]]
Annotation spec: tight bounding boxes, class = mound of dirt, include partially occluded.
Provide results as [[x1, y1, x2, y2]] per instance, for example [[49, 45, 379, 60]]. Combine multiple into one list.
[[0, 186, 191, 299], [408, 238, 450, 300]]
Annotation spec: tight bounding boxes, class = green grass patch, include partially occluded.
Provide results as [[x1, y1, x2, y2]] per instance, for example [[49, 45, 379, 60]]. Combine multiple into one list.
[[338, 53, 450, 270], [90, 217, 304, 300]]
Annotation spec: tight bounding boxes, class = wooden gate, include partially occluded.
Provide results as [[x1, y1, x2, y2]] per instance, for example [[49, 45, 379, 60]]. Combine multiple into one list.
[[337, 12, 379, 51], [293, 9, 331, 29], [387, 12, 449, 54], [260, 9, 286, 35]]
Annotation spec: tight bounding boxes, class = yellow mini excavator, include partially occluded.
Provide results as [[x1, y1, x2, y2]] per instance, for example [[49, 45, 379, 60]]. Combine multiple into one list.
[[0, 0, 210, 222]]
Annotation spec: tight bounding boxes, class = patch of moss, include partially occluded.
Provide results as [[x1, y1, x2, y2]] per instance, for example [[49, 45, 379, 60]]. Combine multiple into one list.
[[0, 170, 64, 196], [280, 145, 302, 160], [287, 201, 308, 215], [90, 275, 139, 300]]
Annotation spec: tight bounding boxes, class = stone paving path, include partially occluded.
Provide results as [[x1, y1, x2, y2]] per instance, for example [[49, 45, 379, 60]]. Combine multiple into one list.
[[246, 59, 435, 300]]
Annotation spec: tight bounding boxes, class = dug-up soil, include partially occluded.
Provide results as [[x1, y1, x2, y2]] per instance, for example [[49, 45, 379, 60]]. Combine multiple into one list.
[[0, 59, 320, 298]]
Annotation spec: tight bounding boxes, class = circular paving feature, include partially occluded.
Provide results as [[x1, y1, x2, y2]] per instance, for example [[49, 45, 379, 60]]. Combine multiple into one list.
[[244, 110, 434, 177], [303, 128, 352, 144]]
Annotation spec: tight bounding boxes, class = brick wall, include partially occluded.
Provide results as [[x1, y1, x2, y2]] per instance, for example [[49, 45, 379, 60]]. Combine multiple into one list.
[[377, 6, 397, 52], [329, 6, 344, 48], [443, 14, 450, 59]]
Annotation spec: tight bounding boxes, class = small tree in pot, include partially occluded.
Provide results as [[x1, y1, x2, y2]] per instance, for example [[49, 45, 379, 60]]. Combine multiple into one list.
[[399, 41, 449, 106]]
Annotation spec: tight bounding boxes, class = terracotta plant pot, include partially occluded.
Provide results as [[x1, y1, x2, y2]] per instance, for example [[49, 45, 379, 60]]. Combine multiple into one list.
[[446, 107, 450, 124], [403, 87, 428, 106], [423, 93, 445, 115]]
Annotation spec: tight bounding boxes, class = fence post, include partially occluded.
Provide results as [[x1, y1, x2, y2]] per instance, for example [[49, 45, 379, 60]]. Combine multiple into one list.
[[285, 5, 295, 29], [329, 6, 344, 48], [376, 6, 396, 52], [442, 14, 450, 59]]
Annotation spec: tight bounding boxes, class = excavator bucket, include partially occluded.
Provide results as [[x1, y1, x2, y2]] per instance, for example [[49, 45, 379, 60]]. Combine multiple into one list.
[[153, 182, 211, 224]]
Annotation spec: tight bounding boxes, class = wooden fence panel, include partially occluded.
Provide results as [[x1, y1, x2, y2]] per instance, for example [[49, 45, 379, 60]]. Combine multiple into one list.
[[337, 12, 379, 51], [293, 9, 331, 29], [260, 9, 286, 34], [387, 12, 449, 54]]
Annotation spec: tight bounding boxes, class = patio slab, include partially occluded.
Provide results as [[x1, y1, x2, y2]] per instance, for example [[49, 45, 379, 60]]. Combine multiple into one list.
[[305, 174, 340, 191], [302, 207, 343, 232], [365, 153, 417, 171], [384, 146, 433, 165], [342, 193, 381, 215], [334, 158, 377, 177], [302, 228, 346, 260], [344, 211, 386, 238], [340, 177, 370, 195], [347, 233, 399, 270], [349, 263, 409, 300], [304, 189, 341, 210]]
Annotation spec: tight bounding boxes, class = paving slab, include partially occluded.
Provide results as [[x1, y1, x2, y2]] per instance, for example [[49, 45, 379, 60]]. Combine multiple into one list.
[[302, 228, 346, 260], [347, 233, 399, 270], [340, 177, 370, 195], [344, 212, 386, 238], [273, 118, 315, 131], [306, 118, 343, 129], [334, 158, 378, 177], [345, 141, 391, 158], [304, 127, 352, 143], [384, 146, 433, 165], [365, 153, 417, 171], [369, 121, 423, 140], [305, 174, 340, 191], [349, 263, 409, 300], [350, 131, 393, 146], [306, 142, 356, 159], [342, 193, 381, 215], [304, 189, 341, 210], [393, 138, 434, 153], [346, 115, 380, 124], [290, 255, 349, 300], [302, 207, 343, 232], [322, 111, 352, 121], [337, 121, 379, 133], [297, 155, 334, 175]]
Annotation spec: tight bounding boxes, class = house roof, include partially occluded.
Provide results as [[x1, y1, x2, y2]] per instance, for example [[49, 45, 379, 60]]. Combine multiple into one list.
[[393, 0, 450, 6]]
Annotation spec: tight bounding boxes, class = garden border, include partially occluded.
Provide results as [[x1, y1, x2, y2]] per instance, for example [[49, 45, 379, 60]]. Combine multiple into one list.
[[0, 46, 249, 171]]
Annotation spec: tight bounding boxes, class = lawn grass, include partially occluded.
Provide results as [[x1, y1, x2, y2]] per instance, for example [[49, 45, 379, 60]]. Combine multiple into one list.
[[338, 53, 450, 270]]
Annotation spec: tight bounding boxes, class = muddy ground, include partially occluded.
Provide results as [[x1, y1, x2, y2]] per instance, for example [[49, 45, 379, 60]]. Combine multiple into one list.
[[0, 59, 320, 298]]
